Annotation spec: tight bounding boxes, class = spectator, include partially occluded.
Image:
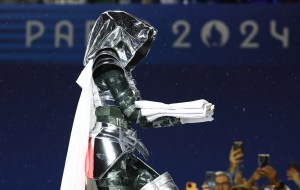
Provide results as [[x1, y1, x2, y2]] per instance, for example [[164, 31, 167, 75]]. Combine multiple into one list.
[[286, 165, 300, 189], [88, 0, 116, 3], [202, 171, 232, 190], [247, 166, 289, 190], [228, 142, 247, 187], [232, 186, 249, 190], [0, 0, 39, 2], [42, 0, 86, 3], [228, 144, 244, 174]]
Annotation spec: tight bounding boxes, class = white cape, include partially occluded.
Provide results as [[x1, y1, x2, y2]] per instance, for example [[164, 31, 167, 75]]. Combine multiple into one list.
[[60, 61, 96, 190]]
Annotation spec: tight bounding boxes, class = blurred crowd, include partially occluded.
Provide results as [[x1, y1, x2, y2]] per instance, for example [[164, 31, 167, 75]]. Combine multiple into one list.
[[0, 0, 299, 4], [187, 141, 300, 190]]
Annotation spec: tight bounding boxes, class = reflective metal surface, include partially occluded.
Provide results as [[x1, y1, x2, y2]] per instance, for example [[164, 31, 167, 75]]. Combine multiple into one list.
[[93, 124, 149, 179], [84, 11, 157, 72], [140, 172, 179, 190]]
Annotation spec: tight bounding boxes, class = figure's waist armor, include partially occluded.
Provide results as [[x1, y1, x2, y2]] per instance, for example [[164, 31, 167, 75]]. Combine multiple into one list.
[[93, 124, 149, 179], [95, 106, 129, 129]]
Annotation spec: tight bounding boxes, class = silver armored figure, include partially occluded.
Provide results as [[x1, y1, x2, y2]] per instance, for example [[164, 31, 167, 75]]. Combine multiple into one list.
[[86, 11, 180, 190], [61, 10, 214, 190]]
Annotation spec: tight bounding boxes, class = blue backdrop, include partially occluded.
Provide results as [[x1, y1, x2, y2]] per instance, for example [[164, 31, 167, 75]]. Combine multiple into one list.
[[1, 4, 299, 65], [0, 4, 300, 190]]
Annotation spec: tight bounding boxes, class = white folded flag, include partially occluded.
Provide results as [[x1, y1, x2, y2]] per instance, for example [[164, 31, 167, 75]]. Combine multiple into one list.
[[135, 99, 214, 124], [140, 108, 205, 116], [135, 99, 208, 109]]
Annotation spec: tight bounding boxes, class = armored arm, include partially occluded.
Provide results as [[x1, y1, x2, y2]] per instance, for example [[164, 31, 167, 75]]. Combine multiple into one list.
[[92, 56, 181, 129]]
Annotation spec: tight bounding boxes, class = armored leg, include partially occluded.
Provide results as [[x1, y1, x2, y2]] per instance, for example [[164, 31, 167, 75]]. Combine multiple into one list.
[[95, 154, 160, 190], [126, 154, 159, 190], [133, 169, 157, 189], [95, 157, 129, 190], [126, 154, 178, 190], [140, 172, 179, 190]]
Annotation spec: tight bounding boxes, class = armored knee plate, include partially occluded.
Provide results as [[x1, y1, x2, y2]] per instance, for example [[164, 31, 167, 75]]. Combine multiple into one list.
[[140, 172, 178, 190]]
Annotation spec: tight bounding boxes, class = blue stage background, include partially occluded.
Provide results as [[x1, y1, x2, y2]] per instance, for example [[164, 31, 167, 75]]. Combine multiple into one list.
[[0, 4, 300, 190]]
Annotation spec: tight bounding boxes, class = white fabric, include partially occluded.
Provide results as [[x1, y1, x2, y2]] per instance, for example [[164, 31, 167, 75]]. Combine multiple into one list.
[[135, 100, 214, 123], [135, 99, 208, 109], [140, 108, 205, 116], [60, 60, 97, 190]]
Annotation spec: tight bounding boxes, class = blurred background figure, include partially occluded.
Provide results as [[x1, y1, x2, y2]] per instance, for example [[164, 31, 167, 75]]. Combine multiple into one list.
[[228, 141, 248, 188], [141, 0, 160, 4], [232, 186, 249, 190], [286, 163, 300, 189], [247, 166, 289, 190], [87, 0, 117, 3], [43, 0, 86, 3], [0, 0, 39, 3], [202, 171, 232, 190], [186, 181, 198, 190]]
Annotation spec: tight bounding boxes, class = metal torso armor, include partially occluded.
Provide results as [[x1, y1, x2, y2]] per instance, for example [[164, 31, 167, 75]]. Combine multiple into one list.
[[92, 68, 148, 179]]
